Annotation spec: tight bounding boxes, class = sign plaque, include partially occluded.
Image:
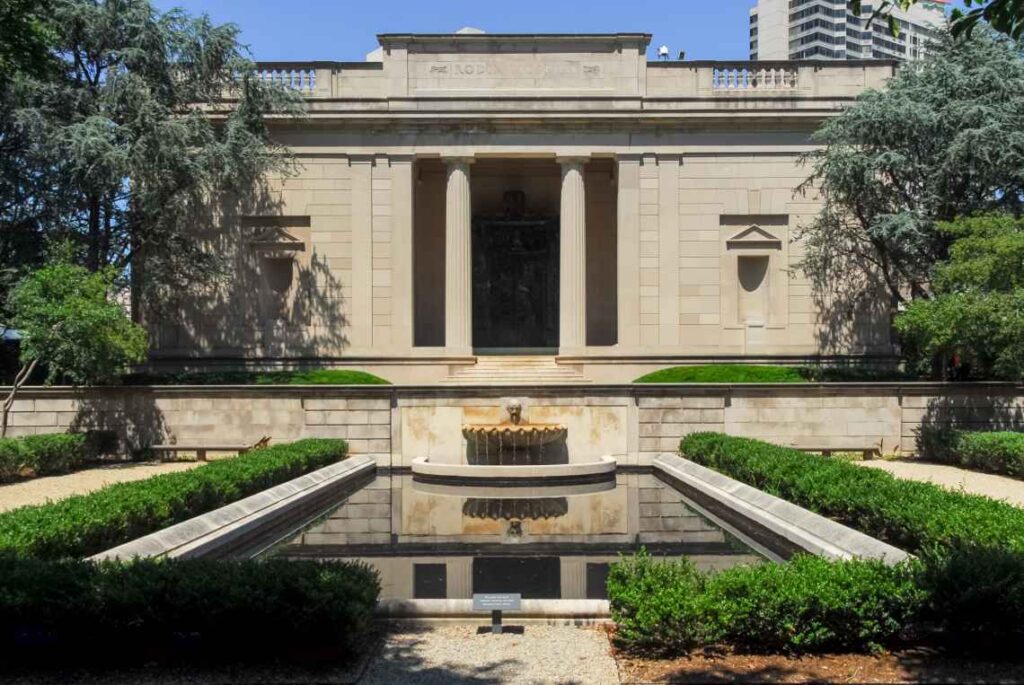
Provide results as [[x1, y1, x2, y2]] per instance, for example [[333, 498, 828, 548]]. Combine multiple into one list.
[[473, 593, 522, 634]]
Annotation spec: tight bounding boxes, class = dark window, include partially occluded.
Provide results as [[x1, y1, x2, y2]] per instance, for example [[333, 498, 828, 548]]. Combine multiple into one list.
[[473, 557, 561, 599], [414, 563, 447, 599], [586, 563, 610, 600]]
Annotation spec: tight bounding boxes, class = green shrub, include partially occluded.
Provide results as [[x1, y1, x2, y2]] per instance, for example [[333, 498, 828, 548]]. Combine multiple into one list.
[[679, 433, 1024, 651], [918, 426, 1024, 477], [123, 369, 390, 385], [0, 433, 92, 483], [0, 438, 347, 559], [680, 432, 1024, 554], [609, 551, 922, 655], [0, 555, 380, 666]]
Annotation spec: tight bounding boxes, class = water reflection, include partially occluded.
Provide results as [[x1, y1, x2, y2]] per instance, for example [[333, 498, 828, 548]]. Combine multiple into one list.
[[264, 472, 766, 600]]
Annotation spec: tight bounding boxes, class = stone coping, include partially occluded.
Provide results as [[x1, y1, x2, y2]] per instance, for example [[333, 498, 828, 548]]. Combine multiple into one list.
[[410, 456, 617, 481], [653, 453, 910, 565], [376, 599, 610, 619], [8, 381, 1023, 397], [89, 455, 376, 561]]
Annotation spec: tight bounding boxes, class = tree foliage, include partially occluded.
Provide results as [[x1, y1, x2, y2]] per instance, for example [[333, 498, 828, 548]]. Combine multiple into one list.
[[895, 215, 1024, 379], [2, 257, 147, 435], [0, 0, 57, 83], [0, 0, 300, 318], [799, 31, 1024, 307], [854, 0, 1024, 39]]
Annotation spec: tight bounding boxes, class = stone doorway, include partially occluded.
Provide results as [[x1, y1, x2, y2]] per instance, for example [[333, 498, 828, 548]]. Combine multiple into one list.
[[471, 213, 560, 352]]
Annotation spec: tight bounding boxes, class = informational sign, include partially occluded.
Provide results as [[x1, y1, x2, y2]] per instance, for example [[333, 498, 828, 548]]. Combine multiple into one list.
[[472, 593, 522, 612]]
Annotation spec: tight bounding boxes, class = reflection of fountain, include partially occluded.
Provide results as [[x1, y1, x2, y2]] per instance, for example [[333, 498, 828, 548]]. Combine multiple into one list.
[[462, 497, 569, 520], [411, 398, 616, 483]]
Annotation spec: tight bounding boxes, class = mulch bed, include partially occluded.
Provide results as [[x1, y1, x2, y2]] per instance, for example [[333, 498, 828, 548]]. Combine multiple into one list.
[[614, 647, 1024, 684]]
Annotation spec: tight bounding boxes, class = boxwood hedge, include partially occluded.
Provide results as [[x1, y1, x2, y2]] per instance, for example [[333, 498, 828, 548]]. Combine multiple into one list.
[[609, 551, 923, 655], [0, 555, 379, 666], [0, 433, 94, 482], [677, 432, 1024, 650], [0, 438, 347, 559], [918, 426, 1024, 478]]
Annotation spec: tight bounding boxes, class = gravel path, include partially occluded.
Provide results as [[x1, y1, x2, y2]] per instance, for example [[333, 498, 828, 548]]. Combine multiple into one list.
[[856, 459, 1024, 507], [362, 624, 619, 684], [0, 461, 201, 512]]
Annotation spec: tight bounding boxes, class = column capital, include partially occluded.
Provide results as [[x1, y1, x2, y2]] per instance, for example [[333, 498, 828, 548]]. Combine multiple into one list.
[[556, 155, 590, 169], [441, 155, 476, 168]]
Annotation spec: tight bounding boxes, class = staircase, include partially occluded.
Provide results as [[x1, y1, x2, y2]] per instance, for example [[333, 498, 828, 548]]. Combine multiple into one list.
[[442, 356, 590, 385]]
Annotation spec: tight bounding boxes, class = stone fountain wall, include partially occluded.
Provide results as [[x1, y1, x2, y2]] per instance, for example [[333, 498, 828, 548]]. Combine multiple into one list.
[[4, 384, 1024, 464]]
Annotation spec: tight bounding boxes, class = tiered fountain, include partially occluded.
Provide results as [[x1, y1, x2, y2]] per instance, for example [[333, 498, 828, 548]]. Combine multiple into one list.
[[411, 399, 616, 484]]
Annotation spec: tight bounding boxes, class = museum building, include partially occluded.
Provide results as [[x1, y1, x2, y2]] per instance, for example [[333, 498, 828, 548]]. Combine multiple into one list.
[[148, 31, 898, 384]]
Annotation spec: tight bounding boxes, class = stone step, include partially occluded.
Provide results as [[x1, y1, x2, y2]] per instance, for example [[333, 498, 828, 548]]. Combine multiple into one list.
[[443, 355, 590, 385]]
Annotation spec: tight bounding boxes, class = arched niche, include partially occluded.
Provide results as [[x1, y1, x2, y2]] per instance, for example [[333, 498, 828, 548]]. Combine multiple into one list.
[[719, 217, 789, 338]]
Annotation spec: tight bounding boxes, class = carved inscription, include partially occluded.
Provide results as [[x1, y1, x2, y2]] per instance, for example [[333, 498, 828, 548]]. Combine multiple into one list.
[[424, 62, 603, 78]]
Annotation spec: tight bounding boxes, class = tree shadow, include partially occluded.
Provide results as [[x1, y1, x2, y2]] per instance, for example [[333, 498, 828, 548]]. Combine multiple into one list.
[[69, 389, 168, 457], [144, 173, 350, 369], [361, 625, 520, 684], [919, 393, 1024, 433]]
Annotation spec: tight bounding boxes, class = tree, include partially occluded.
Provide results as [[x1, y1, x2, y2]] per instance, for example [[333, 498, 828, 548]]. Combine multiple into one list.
[[895, 215, 1024, 379], [854, 0, 1024, 39], [798, 31, 1024, 308], [0, 0, 56, 83], [1, 258, 147, 436], [2, 0, 300, 313]]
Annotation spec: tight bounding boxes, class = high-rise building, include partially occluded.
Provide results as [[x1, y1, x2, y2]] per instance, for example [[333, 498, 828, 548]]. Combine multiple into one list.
[[750, 0, 948, 61]]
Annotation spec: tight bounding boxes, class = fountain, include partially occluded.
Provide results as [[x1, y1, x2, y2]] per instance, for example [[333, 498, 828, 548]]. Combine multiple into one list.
[[410, 399, 616, 483]]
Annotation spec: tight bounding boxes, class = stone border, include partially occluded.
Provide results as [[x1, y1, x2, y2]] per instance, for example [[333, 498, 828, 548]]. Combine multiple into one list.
[[653, 453, 909, 565], [410, 455, 616, 482], [90, 455, 377, 561], [376, 599, 610, 620]]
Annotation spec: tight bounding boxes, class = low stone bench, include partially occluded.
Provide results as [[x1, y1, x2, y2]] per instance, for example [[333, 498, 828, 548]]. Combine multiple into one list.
[[792, 445, 882, 459], [149, 437, 270, 462]]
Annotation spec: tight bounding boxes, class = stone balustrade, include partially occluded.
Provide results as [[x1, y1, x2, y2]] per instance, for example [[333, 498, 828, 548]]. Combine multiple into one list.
[[709, 64, 799, 90]]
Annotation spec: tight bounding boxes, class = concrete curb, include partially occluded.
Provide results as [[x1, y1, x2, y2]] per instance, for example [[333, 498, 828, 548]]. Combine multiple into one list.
[[90, 455, 377, 561], [376, 599, 610, 619], [410, 455, 616, 481], [653, 453, 910, 565]]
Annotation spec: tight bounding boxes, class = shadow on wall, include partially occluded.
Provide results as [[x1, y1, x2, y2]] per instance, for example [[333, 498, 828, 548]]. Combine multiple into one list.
[[918, 393, 1024, 434], [809, 272, 895, 359], [145, 175, 350, 362], [70, 390, 168, 457]]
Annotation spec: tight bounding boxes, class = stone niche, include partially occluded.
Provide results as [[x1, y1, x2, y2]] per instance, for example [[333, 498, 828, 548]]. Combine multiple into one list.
[[244, 216, 311, 334], [719, 215, 789, 347]]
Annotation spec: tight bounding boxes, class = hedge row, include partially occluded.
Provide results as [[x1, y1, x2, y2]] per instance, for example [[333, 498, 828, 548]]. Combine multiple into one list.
[[0, 555, 379, 666], [609, 552, 923, 655], [669, 433, 1024, 651], [0, 433, 94, 482], [680, 432, 1024, 554], [918, 426, 1024, 478], [0, 438, 348, 559]]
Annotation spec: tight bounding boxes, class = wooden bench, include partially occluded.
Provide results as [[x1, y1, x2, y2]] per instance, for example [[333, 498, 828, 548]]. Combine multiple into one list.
[[148, 436, 270, 462], [793, 444, 882, 459]]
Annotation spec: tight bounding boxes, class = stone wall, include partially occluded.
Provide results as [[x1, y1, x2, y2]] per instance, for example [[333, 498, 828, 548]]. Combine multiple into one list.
[[6, 384, 1023, 464]]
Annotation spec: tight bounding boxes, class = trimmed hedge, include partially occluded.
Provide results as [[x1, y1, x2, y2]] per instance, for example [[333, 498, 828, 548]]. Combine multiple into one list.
[[678, 433, 1024, 650], [0, 433, 93, 482], [0, 438, 347, 559], [609, 551, 922, 655], [680, 432, 1024, 554], [123, 368, 390, 385], [0, 555, 379, 666], [633, 364, 916, 384], [918, 426, 1024, 478]]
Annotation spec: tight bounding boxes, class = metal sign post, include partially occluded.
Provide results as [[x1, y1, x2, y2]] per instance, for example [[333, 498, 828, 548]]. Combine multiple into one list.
[[472, 593, 521, 635]]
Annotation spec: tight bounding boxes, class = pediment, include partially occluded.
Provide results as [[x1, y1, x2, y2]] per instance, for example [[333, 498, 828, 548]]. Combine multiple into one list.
[[726, 225, 782, 249], [251, 227, 305, 253]]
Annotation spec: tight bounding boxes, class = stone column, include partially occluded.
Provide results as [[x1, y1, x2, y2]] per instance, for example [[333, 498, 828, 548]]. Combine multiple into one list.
[[558, 157, 588, 355], [444, 157, 473, 355], [389, 155, 415, 353]]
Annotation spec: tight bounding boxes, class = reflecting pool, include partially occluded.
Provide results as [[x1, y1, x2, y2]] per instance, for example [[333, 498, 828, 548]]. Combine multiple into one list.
[[261, 471, 767, 600]]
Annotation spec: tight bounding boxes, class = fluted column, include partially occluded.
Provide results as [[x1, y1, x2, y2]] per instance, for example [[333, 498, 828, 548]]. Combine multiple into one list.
[[444, 157, 473, 355], [558, 157, 588, 354]]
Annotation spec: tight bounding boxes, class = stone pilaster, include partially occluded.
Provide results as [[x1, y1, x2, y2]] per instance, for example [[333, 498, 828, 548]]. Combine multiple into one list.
[[444, 157, 473, 355], [616, 154, 642, 350], [558, 157, 588, 354], [389, 155, 415, 353]]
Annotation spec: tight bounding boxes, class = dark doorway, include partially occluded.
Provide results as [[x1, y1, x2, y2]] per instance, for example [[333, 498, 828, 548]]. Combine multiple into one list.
[[472, 217, 559, 351], [473, 556, 561, 599]]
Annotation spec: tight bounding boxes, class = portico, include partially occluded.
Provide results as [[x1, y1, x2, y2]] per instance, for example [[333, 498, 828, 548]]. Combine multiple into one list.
[[148, 31, 900, 383]]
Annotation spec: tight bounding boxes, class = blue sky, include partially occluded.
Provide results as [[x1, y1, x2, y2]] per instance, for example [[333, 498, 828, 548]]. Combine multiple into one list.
[[154, 0, 965, 62]]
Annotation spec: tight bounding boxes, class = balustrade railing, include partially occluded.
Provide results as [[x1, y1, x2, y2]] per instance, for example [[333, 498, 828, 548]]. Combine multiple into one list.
[[711, 65, 799, 90], [256, 65, 319, 93]]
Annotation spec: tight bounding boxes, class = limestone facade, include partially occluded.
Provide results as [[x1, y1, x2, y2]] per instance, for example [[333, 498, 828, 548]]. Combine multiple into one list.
[[145, 33, 900, 383]]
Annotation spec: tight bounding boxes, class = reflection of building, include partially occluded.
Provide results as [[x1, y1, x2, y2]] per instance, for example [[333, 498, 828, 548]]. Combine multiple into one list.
[[148, 30, 898, 384], [751, 0, 947, 61]]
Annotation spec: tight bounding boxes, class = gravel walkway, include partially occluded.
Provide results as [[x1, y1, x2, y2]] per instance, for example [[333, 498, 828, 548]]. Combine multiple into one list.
[[856, 459, 1024, 507], [362, 624, 619, 684], [0, 461, 201, 512]]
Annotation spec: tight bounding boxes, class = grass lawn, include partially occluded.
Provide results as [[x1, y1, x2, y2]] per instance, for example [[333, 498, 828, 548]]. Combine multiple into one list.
[[634, 364, 809, 384], [125, 368, 390, 385]]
